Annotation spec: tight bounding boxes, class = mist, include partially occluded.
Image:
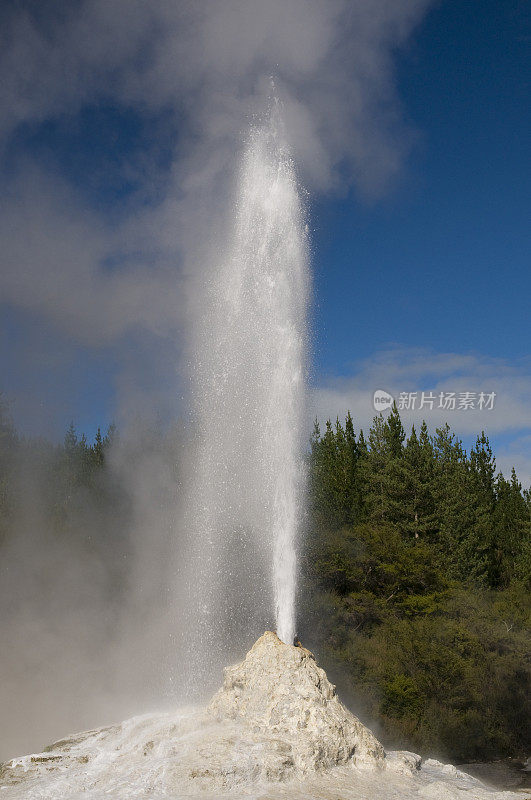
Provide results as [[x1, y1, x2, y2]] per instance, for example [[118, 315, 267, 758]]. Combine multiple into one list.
[[0, 0, 434, 761]]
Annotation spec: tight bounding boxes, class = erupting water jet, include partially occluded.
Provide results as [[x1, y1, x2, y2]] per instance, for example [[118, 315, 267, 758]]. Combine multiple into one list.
[[187, 104, 309, 660]]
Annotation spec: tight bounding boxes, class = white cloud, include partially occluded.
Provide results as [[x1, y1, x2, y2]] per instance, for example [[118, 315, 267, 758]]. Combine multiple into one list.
[[0, 166, 184, 345], [311, 346, 531, 482], [0, 0, 431, 192]]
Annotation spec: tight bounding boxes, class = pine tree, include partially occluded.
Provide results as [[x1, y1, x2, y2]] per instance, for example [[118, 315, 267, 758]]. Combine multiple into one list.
[[345, 412, 364, 522], [332, 414, 364, 525], [64, 421, 78, 454], [384, 402, 405, 458], [334, 416, 350, 522], [466, 432, 497, 584], [364, 414, 391, 522], [308, 413, 366, 529], [355, 428, 369, 520], [470, 431, 496, 496], [309, 419, 340, 529], [93, 427, 104, 467], [404, 423, 438, 539], [432, 424, 476, 578], [104, 423, 117, 448], [363, 406, 412, 531], [494, 468, 530, 587]]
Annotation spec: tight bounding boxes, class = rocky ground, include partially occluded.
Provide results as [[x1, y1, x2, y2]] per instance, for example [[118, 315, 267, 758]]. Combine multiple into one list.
[[1, 632, 527, 799]]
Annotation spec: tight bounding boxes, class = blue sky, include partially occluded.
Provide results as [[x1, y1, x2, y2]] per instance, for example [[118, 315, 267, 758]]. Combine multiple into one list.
[[0, 0, 529, 483], [309, 0, 530, 481], [313, 0, 529, 372]]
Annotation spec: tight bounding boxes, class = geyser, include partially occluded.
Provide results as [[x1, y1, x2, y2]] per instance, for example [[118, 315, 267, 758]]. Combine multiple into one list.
[[188, 105, 309, 653]]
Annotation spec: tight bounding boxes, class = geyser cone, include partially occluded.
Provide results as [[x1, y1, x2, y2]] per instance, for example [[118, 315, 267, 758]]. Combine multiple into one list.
[[1, 632, 384, 796], [2, 633, 521, 799], [208, 631, 385, 773]]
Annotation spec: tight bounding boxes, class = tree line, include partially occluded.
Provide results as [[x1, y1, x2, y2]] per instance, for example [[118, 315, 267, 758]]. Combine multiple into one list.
[[308, 406, 529, 588], [301, 405, 530, 762], [0, 399, 127, 564]]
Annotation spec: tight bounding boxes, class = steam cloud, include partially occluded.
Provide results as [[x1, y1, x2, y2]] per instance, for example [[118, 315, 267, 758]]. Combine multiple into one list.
[[0, 0, 434, 760], [0, 0, 431, 348]]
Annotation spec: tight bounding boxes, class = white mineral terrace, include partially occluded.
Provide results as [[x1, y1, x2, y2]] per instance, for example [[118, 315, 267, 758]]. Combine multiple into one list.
[[0, 633, 522, 799]]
